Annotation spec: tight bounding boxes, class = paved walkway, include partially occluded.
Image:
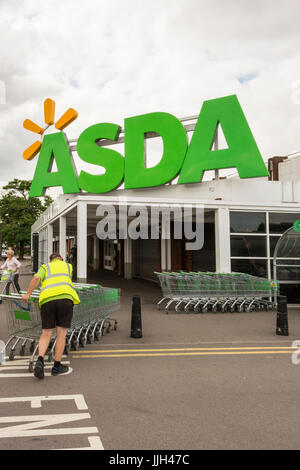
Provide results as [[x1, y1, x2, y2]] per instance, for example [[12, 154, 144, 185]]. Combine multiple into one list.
[[0, 266, 299, 449]]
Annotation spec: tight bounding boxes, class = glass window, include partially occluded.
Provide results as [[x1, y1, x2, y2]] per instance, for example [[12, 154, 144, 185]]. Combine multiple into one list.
[[278, 284, 300, 304], [269, 213, 300, 234], [271, 260, 300, 281], [231, 235, 267, 257], [270, 236, 281, 257], [273, 233, 300, 259], [231, 259, 267, 277], [230, 212, 266, 233], [276, 267, 300, 281]]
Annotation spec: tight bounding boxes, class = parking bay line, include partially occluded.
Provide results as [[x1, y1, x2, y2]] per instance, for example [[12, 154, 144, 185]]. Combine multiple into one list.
[[71, 350, 294, 359], [72, 346, 296, 354]]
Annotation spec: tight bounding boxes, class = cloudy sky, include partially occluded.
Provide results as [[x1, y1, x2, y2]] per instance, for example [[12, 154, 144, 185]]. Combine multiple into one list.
[[0, 0, 300, 194]]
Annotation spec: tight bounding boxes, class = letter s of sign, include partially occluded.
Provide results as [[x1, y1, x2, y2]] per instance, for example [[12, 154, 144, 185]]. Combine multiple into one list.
[[77, 123, 124, 193], [291, 340, 300, 365]]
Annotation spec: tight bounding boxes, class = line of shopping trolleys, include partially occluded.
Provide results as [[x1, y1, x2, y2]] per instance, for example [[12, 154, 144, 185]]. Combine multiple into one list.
[[155, 271, 278, 313], [0, 282, 120, 371]]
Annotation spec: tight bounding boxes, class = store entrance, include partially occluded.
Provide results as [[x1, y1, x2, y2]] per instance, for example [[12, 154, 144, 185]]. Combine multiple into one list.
[[171, 210, 216, 272]]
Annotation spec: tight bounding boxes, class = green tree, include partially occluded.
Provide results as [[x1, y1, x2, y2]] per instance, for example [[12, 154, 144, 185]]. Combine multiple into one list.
[[0, 179, 53, 259]]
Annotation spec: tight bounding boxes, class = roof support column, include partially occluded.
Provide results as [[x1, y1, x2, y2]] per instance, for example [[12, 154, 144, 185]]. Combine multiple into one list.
[[77, 201, 87, 282], [124, 238, 132, 279], [215, 207, 231, 273], [93, 235, 99, 271], [160, 219, 171, 271], [47, 223, 53, 262], [59, 216, 66, 262]]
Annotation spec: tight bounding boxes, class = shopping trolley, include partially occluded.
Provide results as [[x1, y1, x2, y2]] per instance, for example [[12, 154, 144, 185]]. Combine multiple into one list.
[[0, 283, 121, 372], [155, 271, 277, 313], [0, 269, 18, 296]]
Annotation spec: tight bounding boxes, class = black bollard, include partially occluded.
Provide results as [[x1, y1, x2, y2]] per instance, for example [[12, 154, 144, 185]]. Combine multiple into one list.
[[276, 295, 289, 336], [131, 296, 142, 338]]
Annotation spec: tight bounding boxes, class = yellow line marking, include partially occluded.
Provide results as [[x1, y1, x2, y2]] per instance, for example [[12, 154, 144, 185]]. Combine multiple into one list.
[[71, 351, 293, 359], [72, 346, 296, 354]]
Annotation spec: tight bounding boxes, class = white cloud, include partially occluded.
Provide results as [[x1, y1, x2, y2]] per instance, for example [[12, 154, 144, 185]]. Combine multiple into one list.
[[0, 0, 300, 187]]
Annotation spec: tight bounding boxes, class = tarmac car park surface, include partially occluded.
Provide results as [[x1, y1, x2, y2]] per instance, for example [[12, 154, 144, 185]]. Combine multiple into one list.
[[0, 266, 300, 450]]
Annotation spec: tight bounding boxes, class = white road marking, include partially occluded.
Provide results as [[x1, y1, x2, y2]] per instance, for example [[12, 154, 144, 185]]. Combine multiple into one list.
[[57, 436, 104, 450], [0, 395, 88, 410], [0, 394, 104, 449], [0, 356, 72, 378], [0, 413, 98, 438], [0, 363, 70, 370], [3, 355, 68, 361], [0, 370, 73, 378]]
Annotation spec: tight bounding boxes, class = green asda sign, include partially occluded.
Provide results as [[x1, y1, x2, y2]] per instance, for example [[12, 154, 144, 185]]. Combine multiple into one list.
[[29, 95, 269, 197]]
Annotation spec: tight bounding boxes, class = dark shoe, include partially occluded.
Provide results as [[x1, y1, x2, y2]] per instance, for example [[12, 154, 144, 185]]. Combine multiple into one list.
[[34, 358, 44, 379], [51, 363, 69, 376]]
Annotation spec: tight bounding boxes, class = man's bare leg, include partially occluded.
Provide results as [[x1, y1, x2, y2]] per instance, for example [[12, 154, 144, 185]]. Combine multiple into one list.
[[54, 326, 67, 362], [38, 329, 54, 357], [34, 329, 53, 379]]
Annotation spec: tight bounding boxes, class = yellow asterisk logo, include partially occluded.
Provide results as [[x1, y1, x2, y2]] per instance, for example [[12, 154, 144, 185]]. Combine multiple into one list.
[[23, 98, 78, 160]]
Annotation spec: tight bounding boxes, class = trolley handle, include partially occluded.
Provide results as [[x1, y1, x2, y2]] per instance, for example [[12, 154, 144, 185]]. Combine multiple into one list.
[[0, 294, 35, 302]]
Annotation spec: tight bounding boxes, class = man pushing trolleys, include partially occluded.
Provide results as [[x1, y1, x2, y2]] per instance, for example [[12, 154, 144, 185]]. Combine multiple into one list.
[[22, 253, 80, 379]]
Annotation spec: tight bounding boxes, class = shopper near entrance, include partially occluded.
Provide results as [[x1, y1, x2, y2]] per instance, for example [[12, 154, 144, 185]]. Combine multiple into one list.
[[22, 253, 80, 379], [1, 249, 21, 294]]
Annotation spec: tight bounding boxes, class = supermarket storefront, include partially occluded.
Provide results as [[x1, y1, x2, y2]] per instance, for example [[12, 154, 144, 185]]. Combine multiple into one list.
[[31, 178, 300, 304], [27, 94, 300, 303]]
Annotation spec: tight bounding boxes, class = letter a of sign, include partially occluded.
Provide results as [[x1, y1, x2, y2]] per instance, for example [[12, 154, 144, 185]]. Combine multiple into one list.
[[29, 132, 80, 197], [178, 95, 269, 183]]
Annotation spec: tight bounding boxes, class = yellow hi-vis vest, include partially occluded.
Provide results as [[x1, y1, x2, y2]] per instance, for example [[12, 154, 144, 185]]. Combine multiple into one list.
[[39, 260, 80, 306]]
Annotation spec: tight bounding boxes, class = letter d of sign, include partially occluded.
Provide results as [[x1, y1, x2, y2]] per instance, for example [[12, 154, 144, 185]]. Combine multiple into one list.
[[124, 112, 188, 189]]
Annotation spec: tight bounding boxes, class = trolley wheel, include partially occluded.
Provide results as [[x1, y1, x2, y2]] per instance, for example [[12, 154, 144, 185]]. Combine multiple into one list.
[[28, 362, 34, 373], [64, 344, 70, 355], [9, 350, 15, 361], [94, 331, 101, 341], [202, 307, 208, 313], [80, 337, 87, 347], [87, 334, 94, 344], [20, 345, 25, 356], [72, 340, 79, 351], [114, 321, 118, 331], [106, 325, 111, 334], [29, 341, 36, 353], [47, 352, 53, 362]]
